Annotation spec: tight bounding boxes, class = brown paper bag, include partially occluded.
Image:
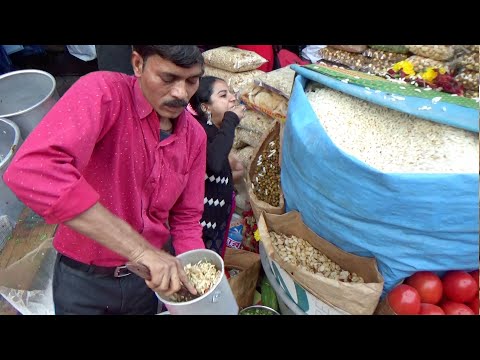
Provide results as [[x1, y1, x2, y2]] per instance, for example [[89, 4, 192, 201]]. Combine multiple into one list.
[[224, 247, 261, 309], [374, 280, 405, 315], [374, 297, 397, 315], [258, 211, 384, 315], [246, 121, 285, 222]]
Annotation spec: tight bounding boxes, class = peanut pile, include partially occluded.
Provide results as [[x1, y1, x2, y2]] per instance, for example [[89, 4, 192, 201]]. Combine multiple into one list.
[[252, 138, 281, 206], [270, 231, 364, 283], [170, 260, 221, 303]]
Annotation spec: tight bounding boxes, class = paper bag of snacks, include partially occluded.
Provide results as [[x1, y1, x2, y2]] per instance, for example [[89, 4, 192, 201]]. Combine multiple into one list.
[[224, 247, 261, 308], [258, 211, 384, 315], [246, 121, 285, 221]]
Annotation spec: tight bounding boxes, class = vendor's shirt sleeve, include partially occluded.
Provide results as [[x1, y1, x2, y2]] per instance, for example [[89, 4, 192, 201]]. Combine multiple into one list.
[[2, 73, 120, 224]]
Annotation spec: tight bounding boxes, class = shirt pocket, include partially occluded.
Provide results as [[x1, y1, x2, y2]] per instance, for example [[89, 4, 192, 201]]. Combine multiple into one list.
[[149, 162, 188, 215]]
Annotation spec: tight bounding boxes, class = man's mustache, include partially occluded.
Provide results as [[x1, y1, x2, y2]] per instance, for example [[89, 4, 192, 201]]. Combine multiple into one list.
[[163, 99, 188, 108]]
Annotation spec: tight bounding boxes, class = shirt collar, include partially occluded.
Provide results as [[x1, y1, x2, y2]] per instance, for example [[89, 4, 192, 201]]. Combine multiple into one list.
[[133, 78, 154, 120], [132, 77, 190, 137]]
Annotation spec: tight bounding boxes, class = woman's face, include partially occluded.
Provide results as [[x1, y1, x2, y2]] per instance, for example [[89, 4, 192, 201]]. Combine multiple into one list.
[[206, 80, 237, 127]]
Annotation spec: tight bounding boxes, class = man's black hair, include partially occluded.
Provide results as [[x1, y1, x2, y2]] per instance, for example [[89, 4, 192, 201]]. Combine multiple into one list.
[[132, 45, 204, 68]]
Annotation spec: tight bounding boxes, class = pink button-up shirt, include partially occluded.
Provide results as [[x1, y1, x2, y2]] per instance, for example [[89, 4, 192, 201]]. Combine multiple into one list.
[[4, 71, 206, 266]]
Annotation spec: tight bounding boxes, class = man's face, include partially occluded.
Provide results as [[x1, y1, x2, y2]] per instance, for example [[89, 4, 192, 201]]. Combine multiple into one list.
[[132, 52, 203, 119]]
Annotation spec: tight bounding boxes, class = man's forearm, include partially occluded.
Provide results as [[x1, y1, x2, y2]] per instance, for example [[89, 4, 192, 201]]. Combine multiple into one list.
[[66, 202, 198, 296], [64, 202, 154, 261]]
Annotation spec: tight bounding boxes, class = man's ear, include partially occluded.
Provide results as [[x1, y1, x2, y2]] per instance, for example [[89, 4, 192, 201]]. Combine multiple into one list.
[[132, 51, 143, 77]]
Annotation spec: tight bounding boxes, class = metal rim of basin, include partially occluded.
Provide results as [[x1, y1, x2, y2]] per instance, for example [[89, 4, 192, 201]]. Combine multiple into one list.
[[239, 305, 280, 315], [0, 118, 21, 170], [0, 69, 57, 118]]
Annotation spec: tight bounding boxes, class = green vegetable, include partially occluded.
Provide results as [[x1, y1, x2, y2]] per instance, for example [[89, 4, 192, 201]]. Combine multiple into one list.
[[261, 277, 279, 312], [240, 307, 277, 315]]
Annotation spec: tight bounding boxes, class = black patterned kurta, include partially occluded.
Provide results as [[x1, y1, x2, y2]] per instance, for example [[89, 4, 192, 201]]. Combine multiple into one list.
[[196, 111, 240, 255]]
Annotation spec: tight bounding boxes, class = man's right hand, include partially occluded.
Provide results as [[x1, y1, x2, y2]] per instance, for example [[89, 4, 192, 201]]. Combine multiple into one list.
[[132, 249, 197, 298], [64, 203, 198, 298]]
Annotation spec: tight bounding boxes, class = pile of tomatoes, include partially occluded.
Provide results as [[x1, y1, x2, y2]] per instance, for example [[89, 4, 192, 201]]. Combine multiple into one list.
[[386, 270, 479, 315]]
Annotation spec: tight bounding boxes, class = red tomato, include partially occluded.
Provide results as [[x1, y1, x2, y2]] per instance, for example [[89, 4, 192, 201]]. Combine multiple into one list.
[[405, 271, 443, 304], [442, 271, 477, 303], [387, 284, 421, 315], [419, 303, 445, 315], [469, 270, 479, 288], [441, 301, 475, 315], [466, 295, 479, 315], [438, 293, 449, 306]]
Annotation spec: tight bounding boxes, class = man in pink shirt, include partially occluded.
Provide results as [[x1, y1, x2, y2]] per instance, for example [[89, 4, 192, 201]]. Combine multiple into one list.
[[3, 45, 207, 314]]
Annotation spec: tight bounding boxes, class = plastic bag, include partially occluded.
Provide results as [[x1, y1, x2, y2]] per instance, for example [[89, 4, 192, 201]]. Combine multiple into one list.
[[240, 84, 288, 122], [232, 136, 247, 150], [301, 45, 328, 63], [362, 48, 409, 63], [406, 55, 448, 73], [456, 52, 479, 71], [0, 237, 56, 315], [235, 128, 262, 148], [329, 45, 367, 53], [358, 58, 401, 76], [464, 89, 479, 99], [238, 109, 275, 135], [234, 146, 255, 168], [254, 66, 296, 98], [317, 47, 365, 69], [455, 70, 479, 91], [317, 48, 399, 76], [66, 45, 97, 61], [202, 46, 267, 73], [405, 45, 454, 61], [465, 45, 479, 52], [204, 65, 264, 94], [368, 45, 410, 54]]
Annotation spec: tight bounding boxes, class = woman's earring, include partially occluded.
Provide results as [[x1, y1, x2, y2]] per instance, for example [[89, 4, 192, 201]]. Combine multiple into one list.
[[206, 111, 213, 125]]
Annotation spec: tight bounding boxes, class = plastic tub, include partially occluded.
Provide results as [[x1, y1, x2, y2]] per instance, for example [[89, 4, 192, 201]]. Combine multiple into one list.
[[156, 249, 239, 315]]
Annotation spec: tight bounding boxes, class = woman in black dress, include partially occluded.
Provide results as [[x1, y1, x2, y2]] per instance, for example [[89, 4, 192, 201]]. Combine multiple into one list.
[[189, 76, 246, 257]]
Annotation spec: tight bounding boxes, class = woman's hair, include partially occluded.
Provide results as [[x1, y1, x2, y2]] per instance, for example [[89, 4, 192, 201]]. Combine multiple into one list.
[[132, 45, 204, 68], [189, 76, 223, 122]]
